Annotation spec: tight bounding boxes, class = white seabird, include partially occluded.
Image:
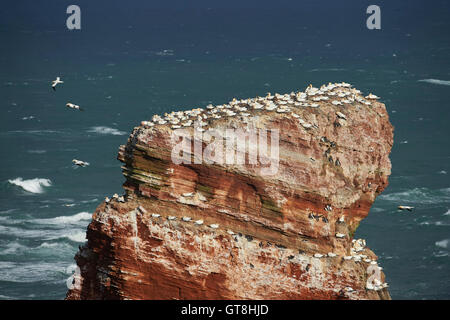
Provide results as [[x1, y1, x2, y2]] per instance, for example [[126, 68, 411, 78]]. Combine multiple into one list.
[[51, 77, 63, 91], [66, 102, 83, 111], [327, 252, 337, 257], [72, 159, 89, 167], [209, 223, 219, 229], [182, 216, 192, 222], [398, 205, 414, 212], [365, 93, 380, 100], [151, 213, 161, 218], [194, 219, 204, 225], [182, 192, 194, 197]]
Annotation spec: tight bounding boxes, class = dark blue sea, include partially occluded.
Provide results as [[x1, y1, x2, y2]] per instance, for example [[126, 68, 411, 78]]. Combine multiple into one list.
[[0, 0, 449, 299]]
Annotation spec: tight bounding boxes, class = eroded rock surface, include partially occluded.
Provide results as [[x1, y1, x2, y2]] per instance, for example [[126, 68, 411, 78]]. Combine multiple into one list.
[[67, 83, 393, 300]]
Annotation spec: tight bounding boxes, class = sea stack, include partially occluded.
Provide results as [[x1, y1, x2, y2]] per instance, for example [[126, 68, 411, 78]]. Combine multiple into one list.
[[66, 83, 394, 300]]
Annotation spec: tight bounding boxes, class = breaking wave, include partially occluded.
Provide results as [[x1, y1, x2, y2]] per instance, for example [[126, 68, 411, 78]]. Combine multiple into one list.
[[32, 212, 92, 226], [418, 79, 450, 86], [8, 178, 52, 194], [87, 126, 126, 136], [379, 187, 450, 205], [435, 239, 449, 249]]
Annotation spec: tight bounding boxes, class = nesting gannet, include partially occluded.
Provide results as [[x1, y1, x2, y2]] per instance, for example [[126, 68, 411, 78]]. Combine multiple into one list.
[[327, 252, 337, 257], [167, 216, 177, 221], [137, 206, 147, 214], [151, 213, 160, 218], [209, 223, 219, 229], [105, 197, 110, 203], [66, 103, 83, 111], [325, 205, 332, 211], [194, 219, 203, 225], [226, 230, 235, 235], [182, 192, 194, 197], [314, 253, 324, 258], [51, 77, 63, 91], [343, 256, 353, 260], [338, 216, 345, 223], [141, 121, 154, 127], [336, 111, 347, 120], [72, 159, 89, 167], [117, 196, 125, 203], [398, 205, 414, 212], [365, 93, 380, 100], [112, 193, 119, 199], [335, 233, 346, 238], [182, 216, 192, 222]]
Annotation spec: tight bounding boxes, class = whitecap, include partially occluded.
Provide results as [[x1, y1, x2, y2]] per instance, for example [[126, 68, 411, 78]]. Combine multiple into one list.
[[435, 239, 449, 249], [379, 187, 450, 205], [0, 242, 28, 255], [87, 126, 126, 136], [0, 261, 70, 283], [32, 212, 92, 226], [8, 177, 52, 194], [308, 68, 346, 72], [418, 79, 450, 86], [27, 150, 46, 154], [65, 231, 87, 243], [444, 209, 450, 216]]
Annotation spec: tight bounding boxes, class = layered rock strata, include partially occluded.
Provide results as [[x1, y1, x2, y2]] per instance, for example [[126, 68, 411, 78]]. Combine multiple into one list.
[[67, 83, 393, 300]]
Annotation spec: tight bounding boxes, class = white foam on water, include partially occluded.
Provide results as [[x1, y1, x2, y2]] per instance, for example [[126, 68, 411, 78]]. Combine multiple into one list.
[[0, 242, 28, 255], [379, 187, 450, 205], [435, 239, 449, 249], [32, 212, 92, 226], [0, 261, 69, 283], [87, 126, 126, 136], [65, 231, 87, 243], [418, 79, 450, 86], [444, 209, 450, 216], [8, 177, 52, 194]]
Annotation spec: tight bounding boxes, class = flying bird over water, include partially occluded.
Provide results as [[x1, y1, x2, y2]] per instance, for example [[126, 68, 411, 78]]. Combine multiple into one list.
[[72, 159, 89, 167], [51, 77, 63, 91], [66, 102, 83, 111], [398, 205, 414, 212]]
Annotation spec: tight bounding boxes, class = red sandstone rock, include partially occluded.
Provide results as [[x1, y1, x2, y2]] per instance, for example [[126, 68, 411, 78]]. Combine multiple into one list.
[[66, 84, 393, 300]]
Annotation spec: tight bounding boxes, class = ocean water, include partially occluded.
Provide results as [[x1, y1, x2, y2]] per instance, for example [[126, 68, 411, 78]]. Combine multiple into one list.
[[0, 0, 449, 299]]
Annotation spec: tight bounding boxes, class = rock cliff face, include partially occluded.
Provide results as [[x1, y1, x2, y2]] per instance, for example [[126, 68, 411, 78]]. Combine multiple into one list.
[[66, 83, 393, 300]]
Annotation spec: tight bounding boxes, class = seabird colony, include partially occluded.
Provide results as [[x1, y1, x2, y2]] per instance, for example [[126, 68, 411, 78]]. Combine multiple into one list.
[[140, 82, 380, 132]]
